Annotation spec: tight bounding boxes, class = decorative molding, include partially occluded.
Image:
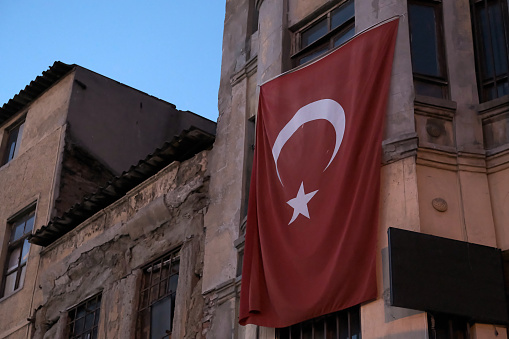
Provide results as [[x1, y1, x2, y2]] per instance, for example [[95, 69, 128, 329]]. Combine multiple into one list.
[[202, 278, 237, 306], [230, 56, 258, 87], [414, 95, 456, 121], [416, 148, 487, 173], [486, 147, 509, 173], [382, 132, 418, 165], [432, 198, 448, 212], [426, 120, 442, 138]]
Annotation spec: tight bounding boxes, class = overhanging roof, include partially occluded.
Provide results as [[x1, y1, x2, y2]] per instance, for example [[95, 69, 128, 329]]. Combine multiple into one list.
[[29, 127, 215, 247], [0, 61, 75, 125]]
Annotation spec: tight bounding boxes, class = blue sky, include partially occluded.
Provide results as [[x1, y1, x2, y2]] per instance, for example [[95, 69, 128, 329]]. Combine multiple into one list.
[[0, 2, 225, 122]]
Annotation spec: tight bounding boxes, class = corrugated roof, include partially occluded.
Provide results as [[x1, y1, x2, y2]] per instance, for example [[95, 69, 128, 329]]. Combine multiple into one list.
[[0, 61, 75, 125], [29, 127, 215, 247]]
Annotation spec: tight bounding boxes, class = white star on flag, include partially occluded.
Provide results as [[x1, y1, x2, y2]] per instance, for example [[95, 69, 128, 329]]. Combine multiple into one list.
[[286, 182, 318, 225]]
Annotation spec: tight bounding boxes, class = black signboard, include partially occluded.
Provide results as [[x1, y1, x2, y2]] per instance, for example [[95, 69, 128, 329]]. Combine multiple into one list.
[[388, 227, 508, 324]]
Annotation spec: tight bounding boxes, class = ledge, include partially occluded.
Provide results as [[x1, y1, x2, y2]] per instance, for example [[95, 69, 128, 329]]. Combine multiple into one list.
[[382, 132, 418, 165], [414, 95, 456, 120], [230, 56, 258, 87]]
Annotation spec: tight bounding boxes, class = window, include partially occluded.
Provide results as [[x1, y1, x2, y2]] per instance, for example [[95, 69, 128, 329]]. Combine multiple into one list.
[[67, 293, 102, 339], [2, 119, 25, 165], [1, 209, 34, 297], [408, 0, 449, 98], [276, 305, 361, 339], [137, 250, 180, 339], [428, 313, 469, 339], [471, 0, 509, 102], [292, 0, 355, 66]]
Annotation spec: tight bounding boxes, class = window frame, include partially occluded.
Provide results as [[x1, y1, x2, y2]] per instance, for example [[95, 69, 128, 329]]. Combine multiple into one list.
[[67, 293, 102, 339], [408, 0, 450, 99], [291, 0, 355, 67], [276, 305, 361, 339], [136, 249, 180, 339], [470, 0, 509, 102], [1, 117, 26, 166], [1, 207, 35, 298], [427, 313, 470, 339]]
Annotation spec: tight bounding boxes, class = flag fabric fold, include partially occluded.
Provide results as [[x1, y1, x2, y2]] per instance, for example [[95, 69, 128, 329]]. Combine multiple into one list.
[[239, 20, 399, 328]]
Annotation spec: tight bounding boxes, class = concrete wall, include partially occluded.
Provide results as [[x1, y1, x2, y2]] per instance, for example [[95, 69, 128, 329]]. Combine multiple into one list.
[[0, 74, 73, 339], [67, 67, 216, 175], [32, 150, 210, 339]]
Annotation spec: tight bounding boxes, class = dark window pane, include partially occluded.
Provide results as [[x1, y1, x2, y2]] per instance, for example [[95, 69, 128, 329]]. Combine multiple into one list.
[[13, 122, 24, 159], [6, 142, 16, 163], [325, 316, 337, 337], [299, 45, 329, 65], [333, 26, 355, 47], [414, 80, 445, 98], [339, 312, 349, 339], [409, 4, 441, 77], [18, 265, 26, 289], [24, 214, 35, 233], [138, 252, 179, 339], [301, 321, 312, 339], [7, 247, 20, 272], [488, 3, 508, 76], [150, 297, 171, 339], [68, 294, 101, 339], [331, 0, 354, 29], [3, 121, 24, 165], [11, 221, 25, 242], [314, 319, 325, 338], [302, 18, 328, 48], [350, 309, 361, 339], [21, 239, 30, 264], [497, 79, 509, 96], [168, 274, 178, 294]]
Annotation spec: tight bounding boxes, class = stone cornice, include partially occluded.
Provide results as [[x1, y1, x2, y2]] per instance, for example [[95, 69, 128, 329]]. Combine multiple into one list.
[[230, 56, 258, 87], [417, 148, 487, 173], [382, 132, 419, 165]]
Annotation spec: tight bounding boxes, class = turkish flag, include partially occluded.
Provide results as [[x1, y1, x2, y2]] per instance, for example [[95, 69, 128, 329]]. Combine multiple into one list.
[[239, 20, 399, 327]]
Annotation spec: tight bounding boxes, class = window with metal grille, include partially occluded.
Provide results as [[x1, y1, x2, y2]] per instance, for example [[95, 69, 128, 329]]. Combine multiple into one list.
[[292, 0, 355, 66], [471, 0, 509, 102], [2, 119, 25, 165], [1, 209, 34, 297], [276, 305, 361, 339], [408, 0, 449, 99], [67, 293, 102, 339], [428, 313, 469, 339], [137, 250, 180, 339]]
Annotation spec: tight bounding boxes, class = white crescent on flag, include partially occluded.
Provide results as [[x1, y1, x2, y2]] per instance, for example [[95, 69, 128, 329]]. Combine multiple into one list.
[[271, 99, 346, 186]]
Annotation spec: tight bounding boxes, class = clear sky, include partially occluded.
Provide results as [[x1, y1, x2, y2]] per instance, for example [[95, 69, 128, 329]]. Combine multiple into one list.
[[0, 1, 225, 122]]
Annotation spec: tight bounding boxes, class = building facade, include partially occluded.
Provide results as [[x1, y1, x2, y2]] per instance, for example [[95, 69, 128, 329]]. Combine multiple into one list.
[[0, 63, 215, 339], [201, 0, 509, 338], [3, 0, 509, 338]]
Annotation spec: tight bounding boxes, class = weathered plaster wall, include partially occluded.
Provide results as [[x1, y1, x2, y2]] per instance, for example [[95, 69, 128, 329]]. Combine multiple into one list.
[[67, 67, 216, 175], [0, 74, 74, 339], [32, 151, 210, 339], [54, 139, 115, 218]]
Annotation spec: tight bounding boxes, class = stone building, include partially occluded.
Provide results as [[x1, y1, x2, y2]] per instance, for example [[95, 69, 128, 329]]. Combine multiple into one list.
[[201, 0, 509, 338], [0, 62, 215, 338]]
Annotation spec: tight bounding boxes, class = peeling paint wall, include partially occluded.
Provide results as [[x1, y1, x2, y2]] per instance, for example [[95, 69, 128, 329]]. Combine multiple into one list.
[[32, 151, 210, 339]]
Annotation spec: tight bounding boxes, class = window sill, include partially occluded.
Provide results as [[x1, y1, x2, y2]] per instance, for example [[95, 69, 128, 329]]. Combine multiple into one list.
[[414, 94, 457, 112], [0, 284, 24, 304], [477, 94, 509, 115]]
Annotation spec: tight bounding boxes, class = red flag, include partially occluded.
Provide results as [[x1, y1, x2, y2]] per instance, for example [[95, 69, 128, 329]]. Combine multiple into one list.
[[239, 20, 399, 327]]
